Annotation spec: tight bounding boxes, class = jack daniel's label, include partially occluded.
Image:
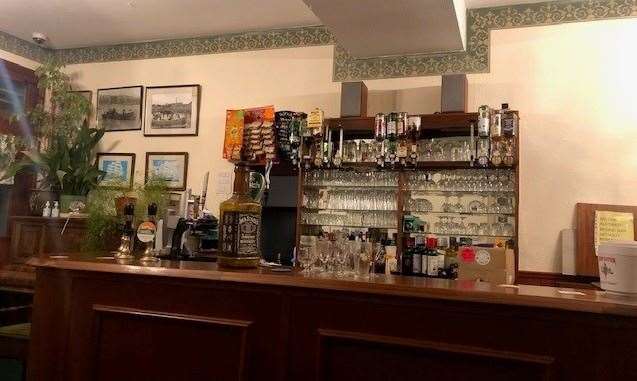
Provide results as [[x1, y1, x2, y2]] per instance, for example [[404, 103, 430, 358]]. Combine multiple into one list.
[[220, 212, 260, 257]]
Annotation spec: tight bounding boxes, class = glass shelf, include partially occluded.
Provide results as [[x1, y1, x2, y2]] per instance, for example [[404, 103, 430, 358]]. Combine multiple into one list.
[[407, 231, 515, 238], [405, 189, 515, 194], [406, 210, 514, 216], [302, 207, 397, 212], [303, 184, 398, 189], [302, 223, 397, 229]]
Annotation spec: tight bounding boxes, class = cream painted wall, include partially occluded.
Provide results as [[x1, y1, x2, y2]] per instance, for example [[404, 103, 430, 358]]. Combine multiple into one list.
[[60, 17, 637, 272], [470, 19, 637, 272]]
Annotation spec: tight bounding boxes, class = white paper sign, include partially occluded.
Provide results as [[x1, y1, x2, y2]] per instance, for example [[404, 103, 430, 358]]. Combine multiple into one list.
[[215, 171, 233, 195]]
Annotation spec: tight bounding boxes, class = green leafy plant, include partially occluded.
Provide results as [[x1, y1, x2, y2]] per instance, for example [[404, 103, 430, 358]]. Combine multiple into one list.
[[83, 177, 169, 252], [1, 61, 104, 195]]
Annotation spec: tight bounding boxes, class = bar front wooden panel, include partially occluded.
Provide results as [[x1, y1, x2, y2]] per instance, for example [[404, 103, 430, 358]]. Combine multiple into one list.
[[29, 263, 637, 381], [9, 217, 88, 263]]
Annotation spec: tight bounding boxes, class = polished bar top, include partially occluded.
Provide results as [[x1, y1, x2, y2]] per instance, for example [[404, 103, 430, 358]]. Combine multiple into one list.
[[28, 254, 637, 317]]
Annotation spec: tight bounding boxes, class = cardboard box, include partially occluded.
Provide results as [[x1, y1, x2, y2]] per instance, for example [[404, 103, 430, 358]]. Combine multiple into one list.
[[457, 246, 515, 285]]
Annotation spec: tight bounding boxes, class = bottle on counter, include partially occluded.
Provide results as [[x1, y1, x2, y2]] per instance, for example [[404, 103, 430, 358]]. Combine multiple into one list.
[[385, 243, 397, 275], [51, 201, 59, 218], [401, 245, 413, 276], [218, 163, 262, 268], [425, 236, 439, 277], [42, 201, 51, 217], [412, 242, 422, 275], [445, 237, 459, 268]]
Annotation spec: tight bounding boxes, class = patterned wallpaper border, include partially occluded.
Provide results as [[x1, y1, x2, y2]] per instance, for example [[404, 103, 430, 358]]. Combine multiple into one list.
[[1, 0, 635, 81], [53, 25, 334, 64], [0, 30, 51, 63], [334, 0, 637, 81]]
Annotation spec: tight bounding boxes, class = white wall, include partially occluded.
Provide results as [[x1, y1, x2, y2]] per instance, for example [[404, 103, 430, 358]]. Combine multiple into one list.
[[59, 18, 637, 272]]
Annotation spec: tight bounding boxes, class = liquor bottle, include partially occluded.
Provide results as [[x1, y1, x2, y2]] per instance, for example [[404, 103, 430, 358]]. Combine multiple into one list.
[[401, 245, 413, 275], [476, 138, 490, 167], [491, 108, 502, 138], [386, 140, 398, 167], [374, 113, 386, 141], [500, 103, 519, 137], [412, 241, 422, 275], [397, 112, 409, 166], [425, 236, 439, 277], [407, 116, 420, 166], [386, 113, 397, 141], [289, 115, 302, 166], [332, 127, 344, 168], [312, 137, 323, 168], [374, 113, 386, 168], [218, 164, 262, 267], [322, 122, 332, 168], [477, 105, 490, 137], [445, 236, 459, 279]]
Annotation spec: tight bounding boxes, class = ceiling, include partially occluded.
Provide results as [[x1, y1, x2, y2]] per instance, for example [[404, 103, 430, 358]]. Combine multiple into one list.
[[0, 0, 547, 50], [305, 0, 466, 58], [0, 0, 321, 49]]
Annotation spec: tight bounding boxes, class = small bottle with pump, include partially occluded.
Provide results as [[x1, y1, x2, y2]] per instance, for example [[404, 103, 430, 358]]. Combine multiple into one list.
[[51, 201, 60, 218], [42, 201, 51, 217]]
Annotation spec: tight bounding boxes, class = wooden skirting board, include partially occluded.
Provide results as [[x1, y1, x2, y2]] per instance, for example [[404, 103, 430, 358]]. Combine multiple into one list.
[[517, 271, 599, 290]]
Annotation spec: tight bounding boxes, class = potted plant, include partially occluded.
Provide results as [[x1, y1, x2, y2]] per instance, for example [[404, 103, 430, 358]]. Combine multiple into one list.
[[2, 61, 105, 212], [84, 177, 169, 252]]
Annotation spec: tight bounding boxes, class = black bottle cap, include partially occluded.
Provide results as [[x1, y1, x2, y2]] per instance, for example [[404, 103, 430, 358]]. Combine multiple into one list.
[[501, 103, 509, 109], [124, 203, 135, 216], [147, 203, 158, 216]]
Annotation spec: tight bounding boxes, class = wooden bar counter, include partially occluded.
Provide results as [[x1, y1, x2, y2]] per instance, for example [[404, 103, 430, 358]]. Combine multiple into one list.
[[27, 255, 637, 381]]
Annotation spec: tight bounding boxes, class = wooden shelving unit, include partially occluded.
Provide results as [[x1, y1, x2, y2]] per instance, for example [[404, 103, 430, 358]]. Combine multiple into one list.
[[295, 112, 520, 275]]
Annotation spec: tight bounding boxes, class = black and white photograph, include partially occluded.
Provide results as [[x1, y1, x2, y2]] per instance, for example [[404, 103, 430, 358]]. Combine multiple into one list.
[[144, 85, 200, 136], [96, 86, 143, 131]]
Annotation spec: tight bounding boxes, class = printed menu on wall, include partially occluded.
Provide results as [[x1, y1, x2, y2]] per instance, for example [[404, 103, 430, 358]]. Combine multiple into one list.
[[594, 210, 634, 255]]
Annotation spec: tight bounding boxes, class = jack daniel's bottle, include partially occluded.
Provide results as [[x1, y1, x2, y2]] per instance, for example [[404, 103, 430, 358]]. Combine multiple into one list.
[[218, 164, 262, 267]]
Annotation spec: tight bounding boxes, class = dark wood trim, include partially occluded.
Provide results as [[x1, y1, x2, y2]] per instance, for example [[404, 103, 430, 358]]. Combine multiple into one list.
[[92, 304, 253, 327], [318, 328, 555, 364], [143, 84, 201, 137], [517, 270, 599, 290], [96, 85, 144, 131], [144, 152, 188, 191]]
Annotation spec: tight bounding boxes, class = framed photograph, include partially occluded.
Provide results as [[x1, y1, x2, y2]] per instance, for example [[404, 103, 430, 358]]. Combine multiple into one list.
[[96, 86, 143, 131], [96, 153, 136, 189], [145, 152, 188, 190], [144, 85, 200, 136]]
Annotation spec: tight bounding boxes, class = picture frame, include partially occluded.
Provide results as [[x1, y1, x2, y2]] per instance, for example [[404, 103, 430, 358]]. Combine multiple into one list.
[[144, 85, 200, 136], [145, 152, 189, 191], [96, 86, 143, 131], [96, 153, 136, 189]]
